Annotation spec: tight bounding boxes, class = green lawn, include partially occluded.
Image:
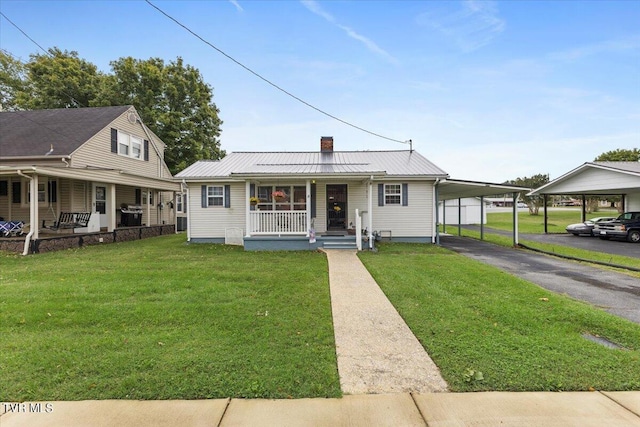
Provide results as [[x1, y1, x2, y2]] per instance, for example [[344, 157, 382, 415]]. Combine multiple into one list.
[[479, 208, 619, 234], [0, 234, 341, 401], [359, 243, 640, 392], [3, 235, 640, 400]]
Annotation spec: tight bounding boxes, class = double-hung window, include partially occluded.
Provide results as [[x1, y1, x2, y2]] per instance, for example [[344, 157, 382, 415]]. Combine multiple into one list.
[[384, 184, 402, 205], [207, 186, 224, 206], [117, 131, 144, 160]]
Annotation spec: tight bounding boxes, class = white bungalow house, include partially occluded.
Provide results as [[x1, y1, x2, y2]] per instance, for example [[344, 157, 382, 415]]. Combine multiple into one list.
[[176, 137, 449, 250]]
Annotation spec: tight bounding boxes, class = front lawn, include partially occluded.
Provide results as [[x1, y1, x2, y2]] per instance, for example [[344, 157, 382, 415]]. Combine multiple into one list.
[[359, 243, 640, 392], [0, 234, 341, 401]]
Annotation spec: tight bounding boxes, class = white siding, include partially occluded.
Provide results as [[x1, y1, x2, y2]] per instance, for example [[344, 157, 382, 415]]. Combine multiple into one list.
[[372, 181, 434, 238], [627, 192, 640, 211], [188, 182, 246, 239], [549, 168, 640, 193]]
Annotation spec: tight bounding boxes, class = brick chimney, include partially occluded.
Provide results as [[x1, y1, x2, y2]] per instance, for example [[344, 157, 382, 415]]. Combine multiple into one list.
[[320, 136, 334, 152]]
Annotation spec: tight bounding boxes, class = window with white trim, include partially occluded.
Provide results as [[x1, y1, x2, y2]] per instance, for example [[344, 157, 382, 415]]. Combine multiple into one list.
[[207, 186, 224, 206], [118, 131, 144, 160], [176, 194, 185, 213], [384, 184, 401, 205]]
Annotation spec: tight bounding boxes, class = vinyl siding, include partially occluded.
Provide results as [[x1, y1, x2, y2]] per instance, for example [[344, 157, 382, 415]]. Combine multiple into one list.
[[547, 168, 640, 193], [188, 182, 246, 239], [372, 181, 434, 237], [71, 109, 169, 179]]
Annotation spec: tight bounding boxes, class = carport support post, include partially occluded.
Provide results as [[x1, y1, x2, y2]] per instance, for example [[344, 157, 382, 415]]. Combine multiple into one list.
[[458, 198, 462, 236], [582, 195, 587, 222], [543, 195, 548, 234], [513, 192, 519, 246], [480, 196, 484, 240]]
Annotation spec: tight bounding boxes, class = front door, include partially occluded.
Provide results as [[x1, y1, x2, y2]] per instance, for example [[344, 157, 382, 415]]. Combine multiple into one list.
[[93, 183, 108, 228], [326, 184, 347, 230]]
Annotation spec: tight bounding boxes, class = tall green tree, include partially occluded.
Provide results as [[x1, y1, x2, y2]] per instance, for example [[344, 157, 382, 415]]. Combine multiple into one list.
[[98, 56, 224, 174], [0, 50, 28, 110], [16, 48, 104, 109], [0, 48, 223, 174], [504, 174, 549, 215], [594, 148, 640, 162]]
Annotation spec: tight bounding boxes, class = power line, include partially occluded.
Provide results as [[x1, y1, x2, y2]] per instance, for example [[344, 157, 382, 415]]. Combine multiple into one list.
[[0, 12, 84, 108], [144, 0, 409, 145]]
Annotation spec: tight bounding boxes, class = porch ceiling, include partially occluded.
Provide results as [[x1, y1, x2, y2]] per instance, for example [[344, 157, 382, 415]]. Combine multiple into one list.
[[438, 179, 530, 201], [0, 165, 179, 191]]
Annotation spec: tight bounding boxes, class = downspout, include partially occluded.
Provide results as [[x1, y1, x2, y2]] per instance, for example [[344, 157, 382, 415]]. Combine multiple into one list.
[[17, 170, 34, 255], [368, 176, 374, 250]]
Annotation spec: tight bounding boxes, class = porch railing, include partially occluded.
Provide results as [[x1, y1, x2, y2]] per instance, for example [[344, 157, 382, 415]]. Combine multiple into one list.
[[249, 210, 308, 235]]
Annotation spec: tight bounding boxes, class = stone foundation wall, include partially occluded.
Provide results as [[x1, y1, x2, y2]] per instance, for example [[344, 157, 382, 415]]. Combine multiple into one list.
[[0, 225, 176, 255]]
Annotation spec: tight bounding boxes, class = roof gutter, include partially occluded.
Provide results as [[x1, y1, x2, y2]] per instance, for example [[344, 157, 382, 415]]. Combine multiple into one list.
[[0, 155, 71, 161]]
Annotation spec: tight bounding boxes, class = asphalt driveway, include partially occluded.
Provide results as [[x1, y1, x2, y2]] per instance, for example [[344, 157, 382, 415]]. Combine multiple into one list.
[[460, 225, 640, 258], [440, 236, 640, 324]]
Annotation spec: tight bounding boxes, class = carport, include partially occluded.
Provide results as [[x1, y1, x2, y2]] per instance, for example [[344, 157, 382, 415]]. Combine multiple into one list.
[[435, 179, 531, 246], [528, 162, 640, 233]]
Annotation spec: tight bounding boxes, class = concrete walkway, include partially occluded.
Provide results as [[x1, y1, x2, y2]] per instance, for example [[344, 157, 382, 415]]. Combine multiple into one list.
[[324, 249, 448, 394], [3, 248, 640, 426], [3, 391, 640, 426]]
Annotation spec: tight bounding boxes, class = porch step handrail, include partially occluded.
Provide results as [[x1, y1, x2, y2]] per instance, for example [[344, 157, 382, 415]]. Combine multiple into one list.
[[249, 210, 307, 235]]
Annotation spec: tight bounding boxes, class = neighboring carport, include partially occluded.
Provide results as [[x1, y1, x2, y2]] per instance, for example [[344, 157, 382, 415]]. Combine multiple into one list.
[[435, 179, 531, 246], [528, 162, 640, 233]]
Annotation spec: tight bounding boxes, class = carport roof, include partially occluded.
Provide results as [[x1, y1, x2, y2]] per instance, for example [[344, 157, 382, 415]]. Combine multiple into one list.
[[437, 179, 530, 201], [528, 162, 640, 195]]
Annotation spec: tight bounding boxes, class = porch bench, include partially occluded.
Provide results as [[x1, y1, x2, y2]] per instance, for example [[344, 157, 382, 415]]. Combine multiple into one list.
[[43, 212, 92, 231]]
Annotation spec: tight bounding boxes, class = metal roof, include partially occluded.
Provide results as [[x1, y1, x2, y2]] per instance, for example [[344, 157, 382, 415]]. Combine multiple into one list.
[[176, 150, 448, 179], [0, 106, 131, 157], [437, 179, 530, 201]]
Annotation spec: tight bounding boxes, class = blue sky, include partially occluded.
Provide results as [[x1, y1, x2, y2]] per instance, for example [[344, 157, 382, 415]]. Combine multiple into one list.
[[1, 0, 639, 182]]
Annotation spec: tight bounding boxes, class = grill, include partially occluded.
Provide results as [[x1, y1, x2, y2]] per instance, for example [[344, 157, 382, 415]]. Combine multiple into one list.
[[120, 205, 143, 226]]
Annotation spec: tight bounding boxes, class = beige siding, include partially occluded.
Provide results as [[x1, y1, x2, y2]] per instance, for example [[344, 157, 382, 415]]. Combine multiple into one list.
[[372, 181, 434, 238], [188, 182, 246, 239], [71, 108, 170, 179]]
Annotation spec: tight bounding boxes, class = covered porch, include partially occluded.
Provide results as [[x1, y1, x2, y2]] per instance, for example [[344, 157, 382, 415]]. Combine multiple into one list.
[[241, 177, 377, 250], [0, 165, 180, 254]]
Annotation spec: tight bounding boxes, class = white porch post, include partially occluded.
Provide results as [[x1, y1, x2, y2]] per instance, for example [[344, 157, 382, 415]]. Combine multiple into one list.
[[306, 179, 311, 237], [108, 184, 116, 231], [31, 174, 39, 240], [245, 180, 251, 237], [368, 179, 373, 249]]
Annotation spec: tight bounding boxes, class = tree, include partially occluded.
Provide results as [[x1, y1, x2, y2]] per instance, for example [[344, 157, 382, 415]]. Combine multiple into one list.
[[594, 148, 640, 162], [504, 174, 550, 215], [1, 48, 224, 174], [97, 56, 224, 174], [16, 48, 104, 109], [0, 50, 28, 110]]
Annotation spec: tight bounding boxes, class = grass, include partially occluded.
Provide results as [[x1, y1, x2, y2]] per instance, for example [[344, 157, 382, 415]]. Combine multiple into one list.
[[476, 208, 619, 234], [0, 234, 341, 401], [359, 243, 640, 392], [447, 209, 640, 273]]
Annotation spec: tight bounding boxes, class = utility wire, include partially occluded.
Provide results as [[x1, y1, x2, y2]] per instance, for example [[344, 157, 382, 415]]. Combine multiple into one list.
[[144, 0, 409, 145], [0, 12, 84, 108]]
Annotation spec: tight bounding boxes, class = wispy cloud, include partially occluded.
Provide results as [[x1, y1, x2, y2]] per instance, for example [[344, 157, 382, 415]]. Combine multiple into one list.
[[549, 36, 640, 62], [229, 0, 243, 13], [301, 0, 398, 64], [417, 0, 505, 52]]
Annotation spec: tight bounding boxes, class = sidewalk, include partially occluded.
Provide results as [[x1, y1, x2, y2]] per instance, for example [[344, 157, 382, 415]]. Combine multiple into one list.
[[3, 250, 640, 426], [3, 391, 640, 426]]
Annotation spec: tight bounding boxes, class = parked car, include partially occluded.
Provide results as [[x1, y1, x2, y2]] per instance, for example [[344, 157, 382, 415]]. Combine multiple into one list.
[[594, 212, 640, 242], [566, 217, 616, 236]]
